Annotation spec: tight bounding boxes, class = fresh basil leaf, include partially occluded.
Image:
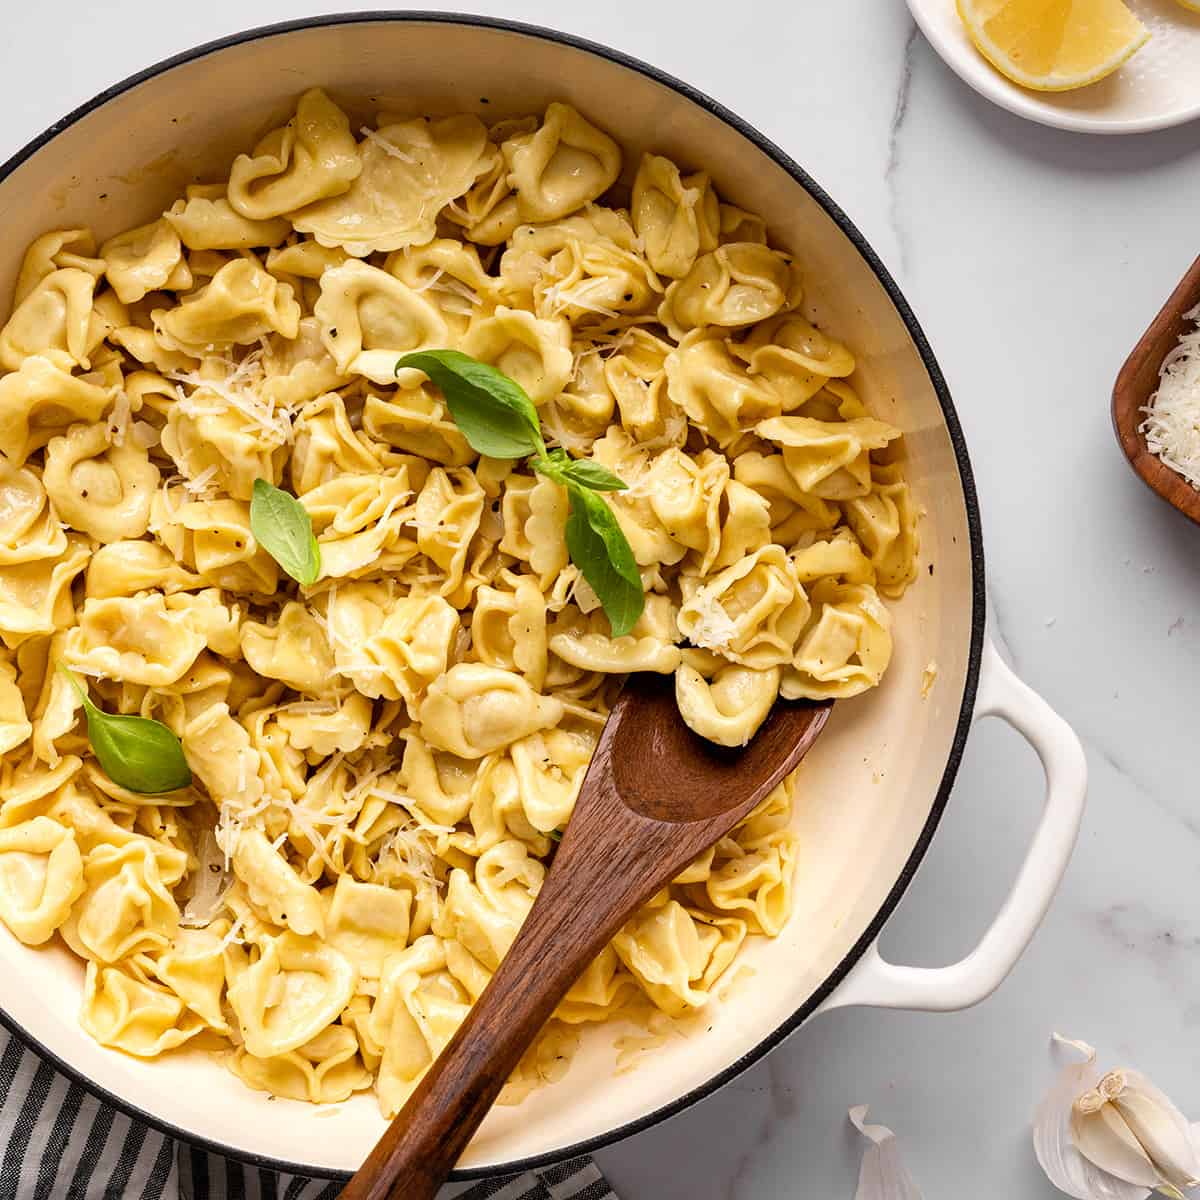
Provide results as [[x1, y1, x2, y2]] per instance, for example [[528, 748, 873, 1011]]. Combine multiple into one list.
[[534, 450, 628, 494], [398, 350, 544, 460], [564, 482, 644, 638], [250, 479, 320, 586], [531, 449, 570, 485], [413, 351, 643, 632], [59, 666, 191, 795], [559, 459, 628, 492]]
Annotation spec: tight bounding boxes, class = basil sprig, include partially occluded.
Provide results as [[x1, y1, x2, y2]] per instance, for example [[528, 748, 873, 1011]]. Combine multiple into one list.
[[250, 478, 320, 586], [398, 350, 645, 637], [59, 666, 192, 794]]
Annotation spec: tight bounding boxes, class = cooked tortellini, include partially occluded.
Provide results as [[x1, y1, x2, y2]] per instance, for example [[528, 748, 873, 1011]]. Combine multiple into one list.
[[81, 963, 205, 1057], [228, 88, 362, 221], [314, 261, 448, 383], [153, 259, 300, 355], [632, 153, 719, 279], [43, 421, 158, 542], [659, 243, 797, 338], [291, 115, 488, 256], [0, 459, 67, 566], [505, 102, 621, 223], [163, 186, 292, 253], [417, 663, 563, 758], [62, 593, 210, 686], [677, 545, 811, 669], [0, 817, 84, 944], [675, 655, 782, 748], [99, 220, 187, 305], [227, 931, 356, 1058], [0, 268, 97, 372], [0, 355, 116, 466], [0, 92, 917, 1118]]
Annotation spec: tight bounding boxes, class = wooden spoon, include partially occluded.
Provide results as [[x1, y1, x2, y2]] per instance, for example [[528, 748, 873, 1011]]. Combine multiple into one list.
[[341, 673, 831, 1200]]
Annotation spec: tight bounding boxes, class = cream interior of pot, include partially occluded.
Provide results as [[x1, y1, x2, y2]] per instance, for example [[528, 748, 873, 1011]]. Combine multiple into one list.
[[0, 20, 979, 1174]]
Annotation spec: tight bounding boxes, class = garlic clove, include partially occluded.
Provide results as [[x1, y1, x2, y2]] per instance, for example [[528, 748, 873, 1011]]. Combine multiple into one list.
[[1070, 1091, 1162, 1188], [1108, 1070, 1200, 1194], [848, 1106, 924, 1200], [1033, 1036, 1152, 1200]]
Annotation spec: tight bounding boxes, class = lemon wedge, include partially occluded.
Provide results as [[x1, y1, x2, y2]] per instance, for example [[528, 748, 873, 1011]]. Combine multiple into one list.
[[957, 0, 1150, 92]]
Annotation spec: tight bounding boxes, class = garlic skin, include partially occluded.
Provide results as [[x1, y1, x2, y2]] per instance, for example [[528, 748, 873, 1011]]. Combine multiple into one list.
[[848, 1106, 924, 1200], [1034, 1035, 1200, 1200]]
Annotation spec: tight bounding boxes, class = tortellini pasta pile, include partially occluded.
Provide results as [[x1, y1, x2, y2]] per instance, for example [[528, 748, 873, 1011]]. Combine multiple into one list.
[[0, 89, 917, 1115]]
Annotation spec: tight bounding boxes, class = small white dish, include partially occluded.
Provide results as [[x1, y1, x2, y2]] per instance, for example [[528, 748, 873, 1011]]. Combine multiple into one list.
[[907, 0, 1200, 134]]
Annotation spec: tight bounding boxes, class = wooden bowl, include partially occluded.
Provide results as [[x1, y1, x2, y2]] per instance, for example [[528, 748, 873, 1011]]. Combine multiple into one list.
[[1113, 255, 1200, 525]]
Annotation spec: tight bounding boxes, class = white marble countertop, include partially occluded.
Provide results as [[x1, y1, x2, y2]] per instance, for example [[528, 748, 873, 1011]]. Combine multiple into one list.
[[4, 1, 1198, 1196]]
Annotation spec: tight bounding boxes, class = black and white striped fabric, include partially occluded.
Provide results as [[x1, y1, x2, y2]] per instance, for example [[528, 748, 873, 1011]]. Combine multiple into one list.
[[0, 1031, 618, 1200]]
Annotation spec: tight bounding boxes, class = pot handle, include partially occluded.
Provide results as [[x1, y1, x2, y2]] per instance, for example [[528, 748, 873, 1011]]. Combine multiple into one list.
[[820, 636, 1086, 1013]]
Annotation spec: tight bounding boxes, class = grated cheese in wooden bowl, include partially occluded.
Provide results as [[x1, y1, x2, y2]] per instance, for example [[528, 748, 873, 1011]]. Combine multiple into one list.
[[1140, 303, 1200, 490]]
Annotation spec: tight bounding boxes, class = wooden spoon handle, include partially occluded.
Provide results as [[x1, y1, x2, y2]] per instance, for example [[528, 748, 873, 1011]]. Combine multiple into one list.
[[338, 915, 594, 1200], [341, 781, 682, 1200]]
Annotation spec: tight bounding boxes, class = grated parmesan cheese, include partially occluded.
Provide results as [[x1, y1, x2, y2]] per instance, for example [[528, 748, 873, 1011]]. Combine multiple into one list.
[[359, 126, 417, 163], [363, 788, 455, 837], [412, 267, 445, 293], [566, 570, 603, 614], [570, 326, 636, 379], [1140, 303, 1200, 489], [543, 278, 622, 321], [431, 277, 481, 307], [219, 913, 248, 949], [443, 196, 473, 225], [276, 699, 338, 716], [685, 587, 739, 652], [168, 348, 293, 448], [375, 824, 443, 904], [106, 390, 131, 446], [635, 413, 688, 454], [412, 267, 480, 308], [180, 830, 232, 927], [66, 664, 105, 678], [183, 464, 220, 497], [131, 421, 160, 450]]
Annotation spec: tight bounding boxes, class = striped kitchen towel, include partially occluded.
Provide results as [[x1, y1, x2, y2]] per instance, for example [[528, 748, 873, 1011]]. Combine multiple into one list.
[[0, 1030, 618, 1199]]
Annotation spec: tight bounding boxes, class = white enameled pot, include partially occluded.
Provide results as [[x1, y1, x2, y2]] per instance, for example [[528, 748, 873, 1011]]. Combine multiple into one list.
[[0, 14, 1087, 1180]]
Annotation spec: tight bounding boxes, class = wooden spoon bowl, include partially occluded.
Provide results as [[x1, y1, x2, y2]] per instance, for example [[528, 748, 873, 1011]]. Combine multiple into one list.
[[342, 673, 832, 1200], [1113, 254, 1200, 525]]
